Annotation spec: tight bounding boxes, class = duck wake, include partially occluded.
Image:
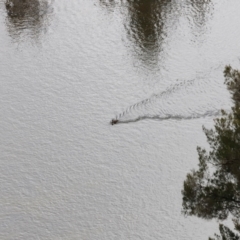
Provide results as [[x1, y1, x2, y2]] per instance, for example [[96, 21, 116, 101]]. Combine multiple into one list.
[[111, 71, 231, 125]]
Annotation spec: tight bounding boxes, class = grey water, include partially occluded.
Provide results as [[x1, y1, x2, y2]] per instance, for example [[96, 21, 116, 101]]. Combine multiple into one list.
[[1, 0, 240, 239]]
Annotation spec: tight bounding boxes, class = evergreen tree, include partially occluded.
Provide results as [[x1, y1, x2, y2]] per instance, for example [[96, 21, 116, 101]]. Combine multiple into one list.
[[182, 66, 240, 239], [209, 224, 240, 240]]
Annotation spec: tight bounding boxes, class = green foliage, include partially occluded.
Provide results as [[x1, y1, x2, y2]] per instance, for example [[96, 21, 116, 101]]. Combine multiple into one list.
[[182, 66, 240, 238], [209, 224, 240, 240]]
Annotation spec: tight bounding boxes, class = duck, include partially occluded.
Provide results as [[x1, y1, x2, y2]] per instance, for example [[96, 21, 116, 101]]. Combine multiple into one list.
[[111, 119, 118, 125]]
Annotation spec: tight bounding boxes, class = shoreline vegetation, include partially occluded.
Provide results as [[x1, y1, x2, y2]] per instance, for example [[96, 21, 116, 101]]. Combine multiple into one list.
[[182, 66, 240, 240]]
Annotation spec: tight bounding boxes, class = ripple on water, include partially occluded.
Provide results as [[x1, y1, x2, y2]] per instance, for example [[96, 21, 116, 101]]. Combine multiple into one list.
[[113, 65, 232, 124]]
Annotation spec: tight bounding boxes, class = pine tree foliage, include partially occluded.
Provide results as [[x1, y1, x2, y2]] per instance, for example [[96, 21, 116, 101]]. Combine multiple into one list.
[[209, 224, 240, 240], [182, 66, 240, 238]]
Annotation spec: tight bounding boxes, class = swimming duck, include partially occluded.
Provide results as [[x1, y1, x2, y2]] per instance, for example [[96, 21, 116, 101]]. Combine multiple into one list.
[[111, 119, 118, 125]]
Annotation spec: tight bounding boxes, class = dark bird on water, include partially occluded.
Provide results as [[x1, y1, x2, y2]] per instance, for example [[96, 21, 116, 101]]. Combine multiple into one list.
[[111, 119, 118, 125]]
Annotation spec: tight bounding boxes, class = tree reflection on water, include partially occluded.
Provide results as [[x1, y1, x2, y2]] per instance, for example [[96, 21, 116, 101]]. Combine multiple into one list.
[[125, 0, 170, 66], [5, 0, 53, 41], [99, 0, 213, 67]]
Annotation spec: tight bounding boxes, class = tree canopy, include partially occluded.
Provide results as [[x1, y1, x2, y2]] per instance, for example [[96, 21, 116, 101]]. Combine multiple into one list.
[[182, 66, 240, 239], [209, 224, 240, 240]]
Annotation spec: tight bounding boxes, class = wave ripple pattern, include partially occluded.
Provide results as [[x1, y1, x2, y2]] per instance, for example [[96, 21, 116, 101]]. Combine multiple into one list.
[[113, 68, 231, 124]]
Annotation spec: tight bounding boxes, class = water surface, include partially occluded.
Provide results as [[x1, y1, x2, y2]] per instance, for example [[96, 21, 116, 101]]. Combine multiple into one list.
[[1, 0, 240, 239]]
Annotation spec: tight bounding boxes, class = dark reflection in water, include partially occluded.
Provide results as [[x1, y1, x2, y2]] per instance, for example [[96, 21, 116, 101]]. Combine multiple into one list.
[[187, 0, 213, 39], [100, 0, 213, 66], [125, 0, 170, 66], [99, 0, 116, 10], [5, 0, 53, 41]]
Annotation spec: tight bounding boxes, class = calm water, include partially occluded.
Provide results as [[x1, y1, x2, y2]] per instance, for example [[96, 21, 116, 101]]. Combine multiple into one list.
[[1, 0, 240, 239]]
